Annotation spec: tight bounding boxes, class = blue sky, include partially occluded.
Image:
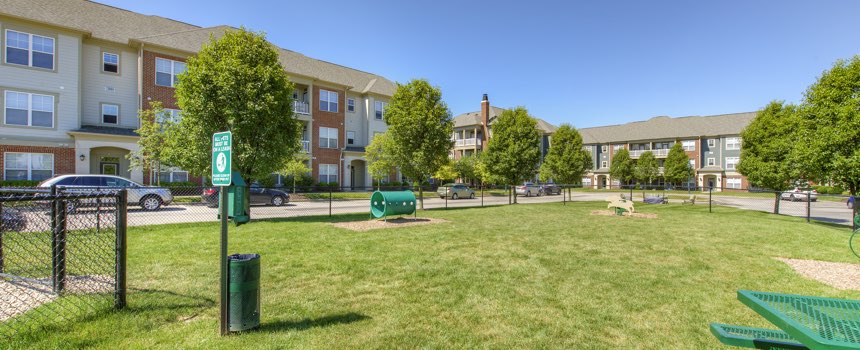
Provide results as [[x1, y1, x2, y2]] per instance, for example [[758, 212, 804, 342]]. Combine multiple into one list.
[[102, 0, 859, 128]]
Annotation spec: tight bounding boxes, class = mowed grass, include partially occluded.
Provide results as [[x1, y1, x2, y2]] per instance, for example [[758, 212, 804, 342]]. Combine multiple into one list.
[[8, 202, 860, 349]]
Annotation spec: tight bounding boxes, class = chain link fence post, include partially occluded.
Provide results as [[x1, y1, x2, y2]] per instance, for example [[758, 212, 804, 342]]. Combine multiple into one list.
[[480, 184, 484, 207], [806, 192, 811, 223], [52, 192, 68, 294], [115, 189, 128, 309], [709, 186, 713, 213], [328, 187, 332, 218]]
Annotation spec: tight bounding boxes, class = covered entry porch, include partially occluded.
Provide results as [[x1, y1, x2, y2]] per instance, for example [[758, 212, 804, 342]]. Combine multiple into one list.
[[70, 128, 143, 183]]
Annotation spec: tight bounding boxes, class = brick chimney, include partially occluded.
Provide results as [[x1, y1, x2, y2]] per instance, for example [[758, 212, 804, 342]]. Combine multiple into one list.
[[480, 94, 489, 151]]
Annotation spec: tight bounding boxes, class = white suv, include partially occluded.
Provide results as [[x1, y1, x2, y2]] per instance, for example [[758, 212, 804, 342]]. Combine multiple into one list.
[[39, 175, 174, 211]]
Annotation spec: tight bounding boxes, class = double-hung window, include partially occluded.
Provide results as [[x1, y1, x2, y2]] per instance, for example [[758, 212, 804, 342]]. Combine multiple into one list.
[[681, 140, 695, 151], [158, 109, 181, 124], [707, 138, 716, 148], [319, 164, 338, 183], [689, 159, 696, 169], [601, 161, 608, 168], [726, 178, 742, 189], [4, 152, 53, 181], [319, 127, 338, 148], [159, 170, 188, 183], [347, 131, 355, 145], [102, 104, 119, 124], [155, 58, 186, 87], [5, 91, 54, 127], [347, 98, 355, 112], [707, 158, 716, 166], [374, 101, 385, 120], [601, 145, 608, 153], [5, 30, 54, 69], [725, 157, 739, 170], [319, 89, 338, 112], [725, 137, 741, 150], [103, 52, 119, 73]]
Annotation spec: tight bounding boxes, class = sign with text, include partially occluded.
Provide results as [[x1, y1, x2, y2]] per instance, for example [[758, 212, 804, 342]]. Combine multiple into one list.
[[211, 131, 232, 186]]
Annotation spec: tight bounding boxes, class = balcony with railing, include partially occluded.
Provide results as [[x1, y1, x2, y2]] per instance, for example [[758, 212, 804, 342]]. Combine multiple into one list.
[[453, 138, 482, 148], [294, 100, 310, 115], [630, 149, 670, 158]]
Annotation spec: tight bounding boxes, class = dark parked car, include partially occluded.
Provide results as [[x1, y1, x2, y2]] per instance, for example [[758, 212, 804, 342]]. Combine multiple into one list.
[[202, 186, 290, 207], [540, 183, 562, 195]]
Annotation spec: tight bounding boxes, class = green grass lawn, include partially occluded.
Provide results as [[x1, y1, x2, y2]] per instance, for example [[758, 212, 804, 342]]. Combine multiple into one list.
[[7, 202, 859, 349]]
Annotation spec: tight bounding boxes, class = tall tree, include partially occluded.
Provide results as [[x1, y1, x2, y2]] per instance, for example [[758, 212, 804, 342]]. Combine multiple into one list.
[[483, 107, 542, 204], [738, 101, 800, 213], [130, 101, 173, 185], [634, 151, 659, 191], [384, 79, 453, 209], [793, 56, 860, 196], [538, 124, 591, 198], [365, 132, 395, 189], [663, 142, 690, 187], [165, 28, 301, 182], [609, 148, 635, 188], [454, 155, 479, 183]]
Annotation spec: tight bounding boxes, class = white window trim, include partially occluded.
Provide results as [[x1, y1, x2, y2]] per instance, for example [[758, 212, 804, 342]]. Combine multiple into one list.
[[319, 89, 339, 113], [601, 161, 608, 168], [726, 178, 742, 189], [725, 137, 741, 150], [707, 158, 716, 166], [707, 138, 716, 148], [4, 152, 54, 180], [319, 127, 339, 149], [689, 159, 696, 169], [375, 101, 385, 120], [682, 140, 696, 151], [601, 145, 608, 153], [318, 164, 338, 183], [347, 98, 355, 113], [158, 108, 181, 124], [102, 51, 119, 73], [155, 58, 185, 87], [725, 157, 739, 170], [346, 131, 355, 145], [159, 170, 189, 183], [5, 29, 55, 70], [101, 103, 120, 125], [4, 91, 54, 128]]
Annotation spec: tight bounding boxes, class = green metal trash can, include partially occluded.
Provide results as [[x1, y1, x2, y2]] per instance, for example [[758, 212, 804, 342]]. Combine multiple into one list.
[[228, 253, 260, 332]]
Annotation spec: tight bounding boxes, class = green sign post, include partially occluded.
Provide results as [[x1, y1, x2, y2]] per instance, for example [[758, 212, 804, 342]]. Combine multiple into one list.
[[212, 131, 232, 335]]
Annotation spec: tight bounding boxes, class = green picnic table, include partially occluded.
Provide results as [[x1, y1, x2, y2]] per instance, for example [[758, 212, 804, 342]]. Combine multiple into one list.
[[711, 290, 860, 350]]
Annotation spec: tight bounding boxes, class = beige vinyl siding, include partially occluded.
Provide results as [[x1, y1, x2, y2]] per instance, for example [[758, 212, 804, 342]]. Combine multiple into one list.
[[0, 18, 80, 140], [81, 42, 138, 128], [344, 93, 366, 146], [367, 95, 388, 143]]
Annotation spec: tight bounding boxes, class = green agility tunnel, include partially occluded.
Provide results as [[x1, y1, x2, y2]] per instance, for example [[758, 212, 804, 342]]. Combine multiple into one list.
[[370, 191, 417, 219]]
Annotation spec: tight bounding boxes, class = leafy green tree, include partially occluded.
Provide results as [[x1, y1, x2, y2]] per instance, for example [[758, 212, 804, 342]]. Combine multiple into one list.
[[538, 124, 591, 198], [130, 101, 172, 185], [663, 142, 690, 187], [278, 154, 310, 194], [634, 151, 659, 191], [793, 56, 860, 196], [434, 159, 457, 183], [474, 152, 500, 186], [609, 148, 635, 188], [739, 101, 801, 213], [365, 132, 395, 189], [165, 28, 301, 182], [483, 107, 542, 204], [454, 155, 479, 183], [384, 79, 453, 209]]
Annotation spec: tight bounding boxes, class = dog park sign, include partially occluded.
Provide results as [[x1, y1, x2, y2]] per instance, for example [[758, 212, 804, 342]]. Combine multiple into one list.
[[211, 131, 232, 186]]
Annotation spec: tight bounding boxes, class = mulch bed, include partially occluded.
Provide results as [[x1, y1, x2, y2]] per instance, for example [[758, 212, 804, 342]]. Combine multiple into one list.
[[333, 217, 449, 232], [590, 210, 658, 219], [775, 257, 860, 291]]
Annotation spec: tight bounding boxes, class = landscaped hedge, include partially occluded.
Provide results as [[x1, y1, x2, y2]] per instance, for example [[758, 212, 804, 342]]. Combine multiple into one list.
[[813, 185, 846, 195], [1, 180, 40, 187]]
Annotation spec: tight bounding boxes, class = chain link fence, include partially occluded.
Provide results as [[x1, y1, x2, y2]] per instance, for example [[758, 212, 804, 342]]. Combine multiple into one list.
[[0, 189, 127, 339]]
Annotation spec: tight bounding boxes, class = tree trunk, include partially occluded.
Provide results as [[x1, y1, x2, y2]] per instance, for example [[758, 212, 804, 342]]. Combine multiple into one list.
[[418, 179, 424, 210], [292, 177, 296, 194], [512, 182, 518, 204], [773, 192, 780, 214]]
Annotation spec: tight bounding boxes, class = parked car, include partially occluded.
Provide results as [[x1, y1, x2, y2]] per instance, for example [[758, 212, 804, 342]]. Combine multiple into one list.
[[540, 183, 562, 195], [39, 175, 173, 211], [1, 207, 27, 232], [437, 183, 475, 199], [202, 186, 290, 207], [515, 182, 543, 197], [780, 187, 818, 202]]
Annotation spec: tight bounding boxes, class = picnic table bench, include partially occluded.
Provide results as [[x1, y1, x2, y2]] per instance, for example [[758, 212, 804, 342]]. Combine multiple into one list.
[[711, 290, 860, 350]]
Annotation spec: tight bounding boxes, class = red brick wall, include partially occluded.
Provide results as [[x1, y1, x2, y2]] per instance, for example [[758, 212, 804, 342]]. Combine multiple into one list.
[[141, 50, 187, 110], [312, 85, 345, 183], [0, 145, 75, 180]]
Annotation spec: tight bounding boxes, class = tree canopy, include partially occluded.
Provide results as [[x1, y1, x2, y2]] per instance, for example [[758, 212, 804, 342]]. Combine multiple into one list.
[[634, 151, 659, 187], [454, 155, 479, 183], [662, 142, 690, 186], [609, 148, 635, 187], [165, 28, 301, 182], [792, 56, 860, 195], [483, 107, 542, 203], [383, 79, 453, 208], [538, 124, 592, 184], [434, 159, 457, 183], [130, 101, 171, 185], [365, 132, 395, 188]]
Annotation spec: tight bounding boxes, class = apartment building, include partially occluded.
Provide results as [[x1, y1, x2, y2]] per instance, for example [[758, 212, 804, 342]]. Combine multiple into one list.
[[0, 0, 394, 188], [450, 94, 557, 161], [578, 112, 755, 191]]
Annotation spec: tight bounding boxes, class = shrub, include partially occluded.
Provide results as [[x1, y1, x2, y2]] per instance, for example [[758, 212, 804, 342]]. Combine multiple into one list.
[[1, 180, 40, 187], [161, 181, 198, 188]]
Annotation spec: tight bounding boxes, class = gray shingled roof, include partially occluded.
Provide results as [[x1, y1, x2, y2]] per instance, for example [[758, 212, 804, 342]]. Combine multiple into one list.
[[136, 26, 396, 95], [452, 106, 557, 133], [0, 0, 198, 43], [1, 1, 396, 96], [579, 112, 756, 144], [72, 125, 139, 137]]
